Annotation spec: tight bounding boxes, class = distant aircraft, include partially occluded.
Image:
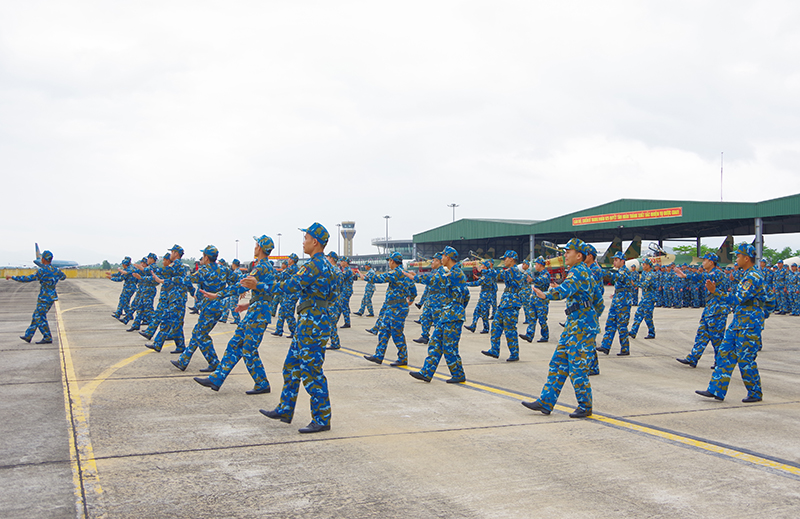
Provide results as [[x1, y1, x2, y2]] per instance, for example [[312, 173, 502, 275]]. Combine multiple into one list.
[[35, 243, 79, 269]]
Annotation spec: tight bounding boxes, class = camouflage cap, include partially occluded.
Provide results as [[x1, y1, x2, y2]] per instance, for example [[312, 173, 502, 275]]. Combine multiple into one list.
[[642, 257, 652, 266], [612, 251, 626, 261], [288, 253, 299, 263], [501, 250, 518, 260], [432, 252, 443, 260], [201, 245, 219, 259], [218, 258, 227, 266], [232, 259, 240, 266], [584, 243, 597, 258], [41, 250, 53, 261], [147, 252, 158, 261], [482, 259, 492, 268], [162, 253, 171, 260], [564, 238, 585, 252], [701, 252, 720, 264], [327, 251, 339, 261], [340, 256, 350, 264], [300, 222, 330, 247], [364, 262, 372, 267], [121, 256, 131, 265], [777, 259, 784, 264], [534, 256, 546, 266], [253, 235, 274, 254], [441, 246, 458, 260], [388, 251, 403, 263], [169, 244, 184, 255], [736, 243, 756, 259]]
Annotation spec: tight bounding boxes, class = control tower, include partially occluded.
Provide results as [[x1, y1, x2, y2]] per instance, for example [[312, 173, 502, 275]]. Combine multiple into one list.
[[341, 221, 356, 257]]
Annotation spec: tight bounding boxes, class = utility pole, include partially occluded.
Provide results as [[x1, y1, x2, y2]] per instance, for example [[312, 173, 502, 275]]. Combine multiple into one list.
[[447, 203, 459, 222], [383, 215, 391, 255]]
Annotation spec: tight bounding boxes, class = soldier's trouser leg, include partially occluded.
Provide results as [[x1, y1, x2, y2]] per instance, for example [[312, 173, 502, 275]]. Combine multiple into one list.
[[617, 307, 631, 353], [521, 294, 533, 323], [707, 328, 762, 400], [341, 294, 352, 325], [209, 320, 270, 390], [421, 320, 465, 379], [178, 306, 222, 368], [502, 309, 520, 359], [25, 300, 54, 341], [585, 335, 600, 375], [686, 316, 725, 365], [489, 296, 497, 317], [470, 297, 488, 329], [419, 305, 434, 339], [538, 335, 592, 413], [276, 334, 330, 426], [489, 308, 517, 356], [601, 305, 620, 350], [375, 308, 405, 361], [327, 309, 341, 348]]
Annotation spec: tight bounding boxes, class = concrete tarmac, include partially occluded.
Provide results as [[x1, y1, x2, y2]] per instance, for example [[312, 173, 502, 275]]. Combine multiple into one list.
[[2, 278, 799, 518]]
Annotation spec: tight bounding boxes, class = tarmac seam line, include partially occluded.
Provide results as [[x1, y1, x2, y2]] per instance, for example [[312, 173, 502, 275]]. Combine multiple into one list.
[[331, 345, 800, 481], [55, 301, 105, 519]]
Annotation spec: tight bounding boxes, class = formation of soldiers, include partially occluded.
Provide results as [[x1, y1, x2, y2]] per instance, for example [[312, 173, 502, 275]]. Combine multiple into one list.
[[7, 236, 781, 431]]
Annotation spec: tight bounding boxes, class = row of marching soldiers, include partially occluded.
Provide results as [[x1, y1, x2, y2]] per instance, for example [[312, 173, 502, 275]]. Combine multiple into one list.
[[106, 226, 347, 434]]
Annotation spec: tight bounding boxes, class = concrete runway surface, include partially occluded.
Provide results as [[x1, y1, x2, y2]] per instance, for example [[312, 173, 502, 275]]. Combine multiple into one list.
[[2, 278, 799, 518]]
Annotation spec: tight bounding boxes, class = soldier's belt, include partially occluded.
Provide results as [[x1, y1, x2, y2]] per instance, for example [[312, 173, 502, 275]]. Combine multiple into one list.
[[296, 299, 331, 315], [565, 300, 592, 316]]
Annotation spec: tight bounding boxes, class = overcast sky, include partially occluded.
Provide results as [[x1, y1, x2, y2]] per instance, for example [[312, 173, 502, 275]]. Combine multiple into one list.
[[2, 1, 800, 266]]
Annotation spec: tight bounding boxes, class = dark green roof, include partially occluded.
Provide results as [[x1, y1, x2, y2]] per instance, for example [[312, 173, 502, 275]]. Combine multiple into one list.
[[414, 194, 800, 245]]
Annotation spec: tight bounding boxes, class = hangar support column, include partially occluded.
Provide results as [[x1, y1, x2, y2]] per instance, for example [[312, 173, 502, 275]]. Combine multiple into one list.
[[755, 217, 763, 260], [529, 234, 536, 261]]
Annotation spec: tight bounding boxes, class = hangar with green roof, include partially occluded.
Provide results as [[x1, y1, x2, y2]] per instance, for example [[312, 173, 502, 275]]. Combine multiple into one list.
[[412, 193, 800, 262]]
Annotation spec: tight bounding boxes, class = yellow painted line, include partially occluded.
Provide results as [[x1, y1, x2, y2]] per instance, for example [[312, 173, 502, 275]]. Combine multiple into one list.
[[55, 300, 104, 518], [334, 346, 800, 478], [80, 350, 153, 408], [61, 304, 105, 313], [590, 414, 800, 476]]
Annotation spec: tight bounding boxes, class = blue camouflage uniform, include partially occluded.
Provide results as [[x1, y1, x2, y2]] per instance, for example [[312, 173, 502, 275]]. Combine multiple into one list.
[[365, 252, 416, 363], [414, 252, 445, 343], [140, 254, 173, 340], [267, 223, 336, 430], [599, 252, 633, 355], [174, 246, 228, 370], [355, 262, 375, 316], [413, 247, 468, 382], [702, 244, 774, 402], [11, 250, 66, 343], [789, 265, 800, 315], [629, 268, 640, 306], [519, 261, 534, 325], [274, 255, 300, 336], [523, 257, 551, 342], [586, 253, 605, 376], [151, 256, 194, 353], [522, 239, 600, 417], [129, 254, 159, 330], [485, 250, 524, 361], [678, 254, 729, 368], [338, 258, 355, 326], [201, 236, 277, 393], [110, 256, 136, 319], [629, 259, 656, 339], [227, 260, 245, 324], [465, 259, 495, 333], [324, 251, 343, 349]]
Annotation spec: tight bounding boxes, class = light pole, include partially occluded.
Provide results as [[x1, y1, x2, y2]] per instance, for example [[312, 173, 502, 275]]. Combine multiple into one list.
[[336, 223, 341, 256], [383, 215, 391, 255], [277, 233, 281, 256], [235, 239, 239, 260], [448, 203, 459, 222]]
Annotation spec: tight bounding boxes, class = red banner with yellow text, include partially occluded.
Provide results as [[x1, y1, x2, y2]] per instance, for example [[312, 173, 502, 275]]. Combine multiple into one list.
[[573, 207, 683, 226]]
